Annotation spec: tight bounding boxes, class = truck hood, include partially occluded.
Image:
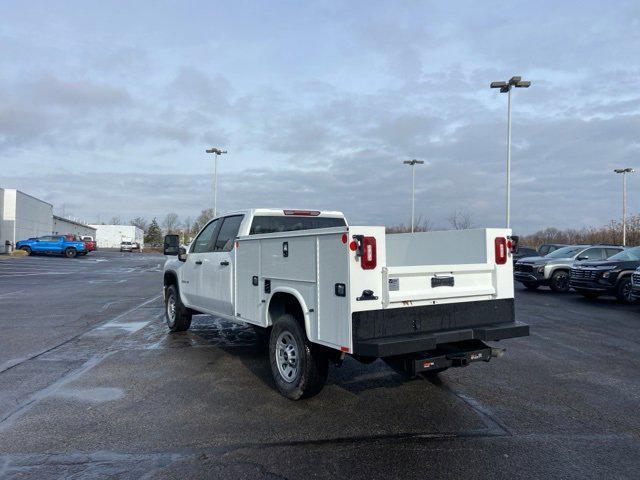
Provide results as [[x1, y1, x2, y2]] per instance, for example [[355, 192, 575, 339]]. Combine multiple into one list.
[[576, 260, 639, 270], [517, 256, 572, 266]]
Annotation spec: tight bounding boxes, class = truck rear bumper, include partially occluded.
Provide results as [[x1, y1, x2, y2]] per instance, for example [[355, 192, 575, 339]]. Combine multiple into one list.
[[351, 298, 528, 357], [353, 321, 529, 357]]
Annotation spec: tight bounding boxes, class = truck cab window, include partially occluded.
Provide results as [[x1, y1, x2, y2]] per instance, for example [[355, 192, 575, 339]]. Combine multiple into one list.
[[214, 215, 244, 252], [249, 216, 346, 234], [191, 219, 219, 253]]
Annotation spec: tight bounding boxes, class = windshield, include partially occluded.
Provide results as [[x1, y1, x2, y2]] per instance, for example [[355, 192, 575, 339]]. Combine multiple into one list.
[[608, 246, 640, 261], [545, 246, 585, 258], [122, 242, 132, 245]]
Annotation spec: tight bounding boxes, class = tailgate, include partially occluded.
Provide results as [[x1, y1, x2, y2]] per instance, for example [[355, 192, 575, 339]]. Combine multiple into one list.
[[381, 228, 513, 308]]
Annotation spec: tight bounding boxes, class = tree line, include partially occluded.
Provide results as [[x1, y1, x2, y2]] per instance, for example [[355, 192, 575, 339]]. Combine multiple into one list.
[[519, 216, 639, 248]]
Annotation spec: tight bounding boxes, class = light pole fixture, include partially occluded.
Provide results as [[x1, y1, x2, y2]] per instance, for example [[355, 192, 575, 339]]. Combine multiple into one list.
[[403, 159, 424, 233], [614, 167, 634, 246], [490, 76, 531, 230], [206, 147, 227, 217]]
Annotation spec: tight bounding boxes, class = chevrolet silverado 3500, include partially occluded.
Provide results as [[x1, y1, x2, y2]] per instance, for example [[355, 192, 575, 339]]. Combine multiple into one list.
[[162, 209, 529, 400]]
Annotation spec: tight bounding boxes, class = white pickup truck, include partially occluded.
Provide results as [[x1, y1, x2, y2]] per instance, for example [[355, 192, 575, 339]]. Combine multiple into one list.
[[162, 209, 528, 400]]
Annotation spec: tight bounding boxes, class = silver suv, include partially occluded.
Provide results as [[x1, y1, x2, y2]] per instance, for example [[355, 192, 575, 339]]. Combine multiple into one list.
[[514, 245, 624, 293]]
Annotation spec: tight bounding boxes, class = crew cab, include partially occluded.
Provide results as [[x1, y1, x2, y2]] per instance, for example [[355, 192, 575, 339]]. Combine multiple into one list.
[[570, 246, 640, 303], [514, 245, 624, 293], [16, 235, 86, 258], [162, 209, 529, 400]]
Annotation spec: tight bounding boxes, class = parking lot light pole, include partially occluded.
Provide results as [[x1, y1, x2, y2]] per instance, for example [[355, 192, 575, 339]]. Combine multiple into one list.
[[614, 168, 634, 246], [403, 159, 424, 233], [490, 76, 531, 230], [206, 147, 227, 217]]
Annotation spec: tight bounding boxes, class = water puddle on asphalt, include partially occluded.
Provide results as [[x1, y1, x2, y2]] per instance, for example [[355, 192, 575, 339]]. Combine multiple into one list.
[[54, 387, 124, 403]]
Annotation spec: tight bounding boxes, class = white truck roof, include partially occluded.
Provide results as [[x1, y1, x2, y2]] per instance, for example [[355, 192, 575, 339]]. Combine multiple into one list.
[[222, 208, 346, 219]]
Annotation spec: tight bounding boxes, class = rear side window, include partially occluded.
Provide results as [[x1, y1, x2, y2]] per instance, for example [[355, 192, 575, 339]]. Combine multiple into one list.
[[214, 216, 244, 252], [580, 248, 605, 260], [250, 216, 346, 235], [606, 248, 623, 258]]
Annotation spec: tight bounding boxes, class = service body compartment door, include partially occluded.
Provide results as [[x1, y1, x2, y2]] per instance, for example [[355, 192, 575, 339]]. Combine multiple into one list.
[[316, 234, 350, 349], [235, 241, 264, 325]]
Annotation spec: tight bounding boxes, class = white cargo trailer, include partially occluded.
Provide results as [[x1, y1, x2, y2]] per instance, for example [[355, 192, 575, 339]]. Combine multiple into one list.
[[162, 209, 528, 399], [90, 224, 144, 249]]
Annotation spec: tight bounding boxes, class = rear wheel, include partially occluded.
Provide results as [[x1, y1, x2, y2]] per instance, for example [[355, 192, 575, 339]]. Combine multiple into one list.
[[269, 314, 328, 400], [165, 284, 192, 332], [616, 277, 633, 303], [64, 248, 77, 258], [523, 282, 539, 290], [549, 270, 570, 293]]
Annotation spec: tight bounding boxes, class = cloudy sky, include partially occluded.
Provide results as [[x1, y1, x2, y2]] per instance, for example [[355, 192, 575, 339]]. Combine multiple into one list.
[[1, 0, 639, 233]]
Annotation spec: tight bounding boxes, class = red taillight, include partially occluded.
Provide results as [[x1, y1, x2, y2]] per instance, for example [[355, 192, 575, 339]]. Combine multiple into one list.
[[360, 236, 377, 270], [495, 237, 508, 265]]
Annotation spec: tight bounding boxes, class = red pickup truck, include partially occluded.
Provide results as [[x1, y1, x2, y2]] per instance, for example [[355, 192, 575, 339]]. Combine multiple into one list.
[[65, 235, 96, 253]]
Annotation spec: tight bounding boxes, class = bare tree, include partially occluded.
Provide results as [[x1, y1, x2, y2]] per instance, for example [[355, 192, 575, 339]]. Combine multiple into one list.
[[162, 212, 180, 234], [109, 216, 121, 225], [387, 215, 433, 234], [448, 210, 473, 230], [191, 209, 214, 236], [130, 216, 147, 232], [182, 216, 193, 244]]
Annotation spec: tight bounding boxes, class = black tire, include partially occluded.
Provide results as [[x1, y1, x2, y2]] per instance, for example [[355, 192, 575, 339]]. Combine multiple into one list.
[[269, 314, 328, 400], [523, 282, 539, 290], [549, 270, 570, 293], [616, 276, 633, 303], [64, 248, 77, 258], [21, 246, 32, 255], [165, 284, 192, 332]]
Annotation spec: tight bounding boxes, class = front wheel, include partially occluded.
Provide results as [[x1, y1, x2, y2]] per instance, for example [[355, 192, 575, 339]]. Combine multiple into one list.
[[549, 270, 570, 293], [269, 314, 328, 400], [616, 277, 633, 303], [64, 248, 77, 258], [21, 246, 32, 255], [165, 284, 192, 332]]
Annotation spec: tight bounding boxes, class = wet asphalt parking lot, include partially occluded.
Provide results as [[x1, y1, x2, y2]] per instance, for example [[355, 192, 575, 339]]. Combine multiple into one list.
[[0, 251, 638, 479]]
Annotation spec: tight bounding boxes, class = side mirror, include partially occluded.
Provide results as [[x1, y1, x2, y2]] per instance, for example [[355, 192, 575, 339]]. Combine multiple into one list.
[[163, 235, 180, 256], [577, 255, 588, 261], [178, 246, 187, 262]]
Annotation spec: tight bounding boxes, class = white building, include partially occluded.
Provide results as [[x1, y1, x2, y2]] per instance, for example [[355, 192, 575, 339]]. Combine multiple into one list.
[[52, 216, 97, 239], [0, 189, 53, 246], [89, 224, 144, 249]]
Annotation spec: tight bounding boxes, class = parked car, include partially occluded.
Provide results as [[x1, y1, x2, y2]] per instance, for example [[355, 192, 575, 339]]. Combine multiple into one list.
[[132, 241, 143, 252], [537, 243, 568, 256], [16, 235, 86, 258], [514, 245, 624, 293], [162, 208, 528, 400], [120, 241, 134, 252], [513, 246, 538, 261], [570, 246, 640, 303], [64, 234, 95, 254], [80, 235, 97, 252]]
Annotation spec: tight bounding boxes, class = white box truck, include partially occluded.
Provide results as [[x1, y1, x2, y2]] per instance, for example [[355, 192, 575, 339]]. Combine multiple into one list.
[[162, 209, 528, 400]]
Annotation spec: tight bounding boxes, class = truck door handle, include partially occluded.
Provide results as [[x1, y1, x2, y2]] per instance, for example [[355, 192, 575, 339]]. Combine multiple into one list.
[[220, 261, 229, 266], [195, 260, 203, 265]]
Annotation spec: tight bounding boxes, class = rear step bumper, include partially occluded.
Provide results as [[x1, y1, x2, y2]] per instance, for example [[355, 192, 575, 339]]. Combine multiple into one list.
[[385, 340, 503, 376], [353, 321, 529, 357]]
